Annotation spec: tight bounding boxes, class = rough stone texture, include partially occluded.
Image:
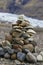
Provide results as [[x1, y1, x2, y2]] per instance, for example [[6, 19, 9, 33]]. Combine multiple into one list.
[[0, 17, 43, 65]]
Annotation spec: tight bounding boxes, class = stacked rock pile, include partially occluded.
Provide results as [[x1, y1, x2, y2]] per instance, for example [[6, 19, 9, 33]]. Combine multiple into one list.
[[0, 15, 43, 64]]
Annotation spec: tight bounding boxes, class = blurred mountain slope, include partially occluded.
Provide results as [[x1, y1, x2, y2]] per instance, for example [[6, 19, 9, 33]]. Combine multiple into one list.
[[0, 0, 43, 20]]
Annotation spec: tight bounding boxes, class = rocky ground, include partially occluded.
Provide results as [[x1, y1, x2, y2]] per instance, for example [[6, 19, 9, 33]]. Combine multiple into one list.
[[0, 58, 43, 65]]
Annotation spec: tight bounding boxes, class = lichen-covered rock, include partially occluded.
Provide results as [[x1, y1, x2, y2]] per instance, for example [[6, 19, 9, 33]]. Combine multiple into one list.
[[19, 21, 29, 27], [12, 38, 24, 45], [2, 40, 12, 48]]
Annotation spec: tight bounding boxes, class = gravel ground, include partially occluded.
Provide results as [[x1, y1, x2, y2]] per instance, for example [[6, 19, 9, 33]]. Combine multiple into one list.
[[0, 58, 43, 65]]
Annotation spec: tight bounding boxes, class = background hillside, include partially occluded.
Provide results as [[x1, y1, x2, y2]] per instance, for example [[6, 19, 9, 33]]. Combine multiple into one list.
[[0, 0, 43, 20]]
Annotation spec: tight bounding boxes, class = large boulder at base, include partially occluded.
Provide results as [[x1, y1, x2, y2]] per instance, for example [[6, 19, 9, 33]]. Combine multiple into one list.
[[17, 52, 26, 61], [26, 52, 37, 63]]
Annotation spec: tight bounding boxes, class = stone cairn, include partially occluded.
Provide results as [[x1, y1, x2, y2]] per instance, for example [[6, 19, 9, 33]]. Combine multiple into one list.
[[0, 15, 43, 64]]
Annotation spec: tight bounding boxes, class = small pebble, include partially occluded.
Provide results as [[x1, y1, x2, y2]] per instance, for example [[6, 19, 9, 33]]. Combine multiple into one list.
[[15, 60, 21, 64], [37, 55, 43, 61]]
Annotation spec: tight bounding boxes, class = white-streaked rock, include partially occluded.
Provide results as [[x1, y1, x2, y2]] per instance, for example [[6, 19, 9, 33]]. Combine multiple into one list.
[[15, 60, 21, 65], [27, 29, 36, 34]]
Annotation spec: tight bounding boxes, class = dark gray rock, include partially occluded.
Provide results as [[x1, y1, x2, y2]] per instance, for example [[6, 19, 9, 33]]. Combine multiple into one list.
[[4, 46, 9, 53], [8, 48, 14, 54], [26, 52, 37, 63], [0, 47, 5, 56], [19, 32, 30, 39], [24, 63, 29, 65], [17, 52, 26, 61], [0, 42, 2, 47], [4, 53, 10, 59], [22, 49, 30, 54], [14, 49, 19, 53], [4, 46, 14, 54]]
